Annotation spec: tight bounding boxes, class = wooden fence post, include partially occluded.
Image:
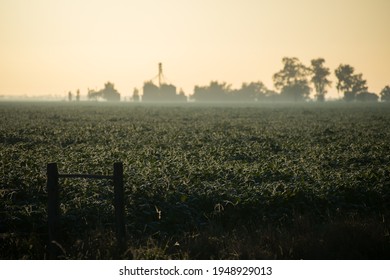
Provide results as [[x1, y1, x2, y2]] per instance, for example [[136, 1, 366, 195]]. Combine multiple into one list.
[[113, 162, 126, 250], [46, 162, 126, 258], [47, 162, 60, 259]]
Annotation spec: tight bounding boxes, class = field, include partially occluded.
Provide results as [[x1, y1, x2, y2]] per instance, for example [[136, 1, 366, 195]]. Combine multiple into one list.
[[1, 101, 390, 259]]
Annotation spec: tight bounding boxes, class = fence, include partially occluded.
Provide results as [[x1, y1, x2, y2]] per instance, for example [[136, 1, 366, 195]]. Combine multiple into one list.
[[46, 162, 126, 259]]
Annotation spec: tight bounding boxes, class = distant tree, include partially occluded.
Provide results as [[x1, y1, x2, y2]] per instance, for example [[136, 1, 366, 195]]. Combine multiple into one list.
[[280, 81, 311, 102], [351, 74, 368, 94], [335, 64, 355, 95], [68, 91, 72, 102], [310, 58, 331, 102], [379, 85, 390, 102], [76, 89, 80, 102], [264, 89, 280, 102], [355, 92, 378, 102], [233, 81, 268, 101], [87, 88, 98, 100], [192, 81, 231, 102], [273, 57, 311, 101], [335, 64, 367, 101]]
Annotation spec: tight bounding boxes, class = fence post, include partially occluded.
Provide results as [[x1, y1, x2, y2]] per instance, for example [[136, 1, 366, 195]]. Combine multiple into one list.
[[47, 162, 60, 259], [113, 162, 126, 251]]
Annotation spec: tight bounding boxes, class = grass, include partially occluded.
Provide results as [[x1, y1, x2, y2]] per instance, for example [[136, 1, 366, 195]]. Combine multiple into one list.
[[1, 101, 389, 259]]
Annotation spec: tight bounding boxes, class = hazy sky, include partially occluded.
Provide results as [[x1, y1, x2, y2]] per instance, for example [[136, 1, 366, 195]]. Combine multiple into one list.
[[1, 0, 389, 98]]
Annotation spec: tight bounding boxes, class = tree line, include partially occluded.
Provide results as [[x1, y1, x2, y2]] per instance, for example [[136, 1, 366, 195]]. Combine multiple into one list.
[[191, 57, 390, 102]]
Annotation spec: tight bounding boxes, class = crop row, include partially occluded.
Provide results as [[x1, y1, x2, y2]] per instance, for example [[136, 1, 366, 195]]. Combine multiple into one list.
[[1, 102, 389, 259]]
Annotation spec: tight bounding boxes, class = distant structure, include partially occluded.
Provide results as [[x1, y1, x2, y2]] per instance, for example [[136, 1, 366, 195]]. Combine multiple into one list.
[[158, 62, 163, 87], [88, 82, 121, 101], [142, 63, 186, 102]]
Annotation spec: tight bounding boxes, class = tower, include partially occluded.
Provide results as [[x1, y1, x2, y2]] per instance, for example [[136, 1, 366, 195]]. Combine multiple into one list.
[[158, 62, 163, 87]]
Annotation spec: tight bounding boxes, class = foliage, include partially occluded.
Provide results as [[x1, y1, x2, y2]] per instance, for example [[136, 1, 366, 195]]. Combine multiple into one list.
[[191, 81, 277, 103], [380, 85, 390, 102], [232, 81, 269, 101], [1, 102, 390, 259], [310, 58, 332, 102], [335, 64, 355, 94], [192, 81, 232, 102], [335, 65, 368, 101], [273, 57, 311, 101], [355, 92, 378, 102]]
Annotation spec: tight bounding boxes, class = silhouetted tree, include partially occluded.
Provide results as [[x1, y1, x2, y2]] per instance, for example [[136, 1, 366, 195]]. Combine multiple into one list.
[[192, 81, 232, 102], [310, 58, 331, 102], [353, 74, 367, 92], [380, 85, 390, 102], [264, 89, 280, 102], [335, 64, 355, 96], [281, 82, 311, 102], [76, 89, 80, 102], [68, 91, 72, 102], [356, 92, 378, 102], [87, 88, 98, 100], [273, 57, 311, 101], [232, 81, 268, 101], [335, 64, 367, 101]]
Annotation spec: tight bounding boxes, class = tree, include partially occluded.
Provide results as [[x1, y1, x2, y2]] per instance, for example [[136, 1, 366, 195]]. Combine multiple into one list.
[[192, 81, 232, 102], [310, 58, 331, 102], [380, 85, 390, 102], [87, 88, 98, 100], [233, 81, 268, 101], [351, 74, 368, 95], [273, 57, 311, 101], [335, 64, 367, 101], [335, 64, 354, 95], [355, 92, 378, 102]]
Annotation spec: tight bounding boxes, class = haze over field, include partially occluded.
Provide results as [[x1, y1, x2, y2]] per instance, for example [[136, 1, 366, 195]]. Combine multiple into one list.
[[1, 0, 389, 99]]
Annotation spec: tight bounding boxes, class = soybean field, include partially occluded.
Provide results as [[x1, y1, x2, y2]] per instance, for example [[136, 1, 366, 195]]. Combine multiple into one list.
[[1, 102, 390, 259]]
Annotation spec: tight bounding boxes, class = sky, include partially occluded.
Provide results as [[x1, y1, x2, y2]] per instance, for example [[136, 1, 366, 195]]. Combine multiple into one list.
[[0, 0, 389, 99]]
